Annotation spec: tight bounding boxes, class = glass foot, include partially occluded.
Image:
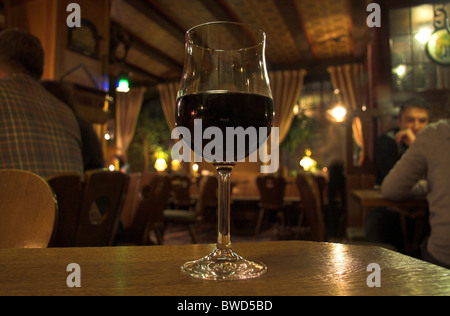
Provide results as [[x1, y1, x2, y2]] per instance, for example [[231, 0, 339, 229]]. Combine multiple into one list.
[[181, 247, 267, 280]]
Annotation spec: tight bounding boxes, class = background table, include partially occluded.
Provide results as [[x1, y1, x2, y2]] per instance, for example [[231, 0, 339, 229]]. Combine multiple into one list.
[[0, 241, 449, 296], [352, 189, 428, 209], [352, 189, 429, 257]]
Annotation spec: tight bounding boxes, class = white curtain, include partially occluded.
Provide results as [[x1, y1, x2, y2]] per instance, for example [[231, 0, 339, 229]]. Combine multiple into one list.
[[115, 87, 146, 156], [157, 82, 179, 130], [269, 69, 307, 144], [327, 64, 366, 164]]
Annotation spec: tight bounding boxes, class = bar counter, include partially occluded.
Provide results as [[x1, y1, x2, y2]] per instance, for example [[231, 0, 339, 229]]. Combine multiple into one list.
[[0, 241, 449, 296]]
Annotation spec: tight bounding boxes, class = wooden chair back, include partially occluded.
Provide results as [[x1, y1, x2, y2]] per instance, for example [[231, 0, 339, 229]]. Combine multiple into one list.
[[197, 175, 218, 220], [126, 174, 172, 245], [170, 175, 192, 209], [120, 173, 142, 231], [0, 170, 57, 248], [46, 173, 82, 247], [256, 175, 286, 210], [74, 169, 129, 247], [296, 173, 326, 242]]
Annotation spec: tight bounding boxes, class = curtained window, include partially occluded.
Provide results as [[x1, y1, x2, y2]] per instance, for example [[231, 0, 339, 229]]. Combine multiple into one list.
[[115, 87, 147, 158], [327, 64, 366, 166], [157, 82, 179, 130], [269, 69, 307, 145]]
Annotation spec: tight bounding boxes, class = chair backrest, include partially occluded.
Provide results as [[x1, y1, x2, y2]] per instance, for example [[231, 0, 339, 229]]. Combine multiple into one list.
[[126, 174, 172, 245], [170, 175, 192, 209], [315, 175, 327, 208], [256, 175, 286, 209], [120, 172, 142, 231], [296, 173, 326, 242], [46, 173, 82, 247], [74, 169, 129, 247], [0, 169, 57, 248], [197, 175, 218, 217]]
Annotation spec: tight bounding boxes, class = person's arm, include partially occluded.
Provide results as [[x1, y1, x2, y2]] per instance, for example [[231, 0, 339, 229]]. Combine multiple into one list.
[[381, 136, 428, 200], [395, 128, 416, 146]]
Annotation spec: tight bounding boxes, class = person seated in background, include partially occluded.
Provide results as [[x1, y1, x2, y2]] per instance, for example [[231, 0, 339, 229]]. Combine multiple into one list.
[[381, 116, 450, 269], [374, 97, 431, 185], [0, 28, 84, 178], [366, 97, 431, 252], [316, 122, 346, 239], [41, 81, 104, 171]]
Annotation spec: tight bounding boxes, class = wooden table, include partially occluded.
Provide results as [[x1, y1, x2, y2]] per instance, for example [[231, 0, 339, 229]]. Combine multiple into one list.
[[352, 190, 429, 257], [231, 195, 300, 204], [352, 189, 428, 209], [1, 241, 449, 296], [190, 194, 301, 204]]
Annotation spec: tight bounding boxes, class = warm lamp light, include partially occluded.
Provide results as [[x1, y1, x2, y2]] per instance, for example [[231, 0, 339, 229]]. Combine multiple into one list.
[[328, 104, 347, 123], [171, 159, 181, 171], [415, 28, 432, 44], [155, 158, 168, 172], [192, 163, 199, 177], [300, 156, 317, 172], [394, 65, 407, 78]]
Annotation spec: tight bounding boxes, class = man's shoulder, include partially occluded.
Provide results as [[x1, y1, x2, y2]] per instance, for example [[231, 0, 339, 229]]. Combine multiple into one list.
[[421, 119, 450, 135]]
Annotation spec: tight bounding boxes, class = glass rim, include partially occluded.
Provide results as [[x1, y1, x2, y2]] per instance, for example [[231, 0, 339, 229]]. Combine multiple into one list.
[[185, 21, 266, 52]]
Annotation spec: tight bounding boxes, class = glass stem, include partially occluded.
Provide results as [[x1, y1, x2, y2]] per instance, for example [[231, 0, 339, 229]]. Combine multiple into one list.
[[214, 163, 235, 251]]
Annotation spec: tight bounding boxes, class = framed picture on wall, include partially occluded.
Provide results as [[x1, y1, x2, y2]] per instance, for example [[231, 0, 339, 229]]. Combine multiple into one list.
[[68, 19, 100, 59]]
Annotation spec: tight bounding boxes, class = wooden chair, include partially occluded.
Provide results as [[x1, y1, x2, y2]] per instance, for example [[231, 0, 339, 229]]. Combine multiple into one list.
[[196, 175, 218, 223], [163, 175, 198, 244], [0, 169, 57, 248], [255, 175, 286, 237], [46, 173, 82, 247], [169, 174, 195, 210], [125, 174, 172, 245], [295, 173, 326, 242], [74, 169, 129, 247], [120, 173, 142, 232]]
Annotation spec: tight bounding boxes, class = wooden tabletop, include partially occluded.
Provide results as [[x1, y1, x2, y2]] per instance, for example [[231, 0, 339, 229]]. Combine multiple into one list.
[[352, 189, 428, 208], [0, 241, 449, 296]]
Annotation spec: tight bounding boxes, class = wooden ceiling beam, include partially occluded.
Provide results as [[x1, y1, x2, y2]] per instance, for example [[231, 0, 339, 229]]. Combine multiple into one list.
[[203, 0, 241, 23], [273, 0, 317, 64], [125, 63, 164, 83], [110, 61, 162, 86], [128, 34, 182, 71], [110, 22, 183, 71], [126, 0, 185, 41], [200, 0, 259, 46], [349, 0, 369, 60]]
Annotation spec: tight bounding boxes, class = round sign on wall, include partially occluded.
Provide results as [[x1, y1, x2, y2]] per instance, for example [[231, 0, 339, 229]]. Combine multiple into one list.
[[427, 29, 450, 66]]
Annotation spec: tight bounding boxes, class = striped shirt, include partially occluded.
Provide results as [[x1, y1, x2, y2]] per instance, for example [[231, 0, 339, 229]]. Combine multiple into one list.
[[0, 73, 84, 178]]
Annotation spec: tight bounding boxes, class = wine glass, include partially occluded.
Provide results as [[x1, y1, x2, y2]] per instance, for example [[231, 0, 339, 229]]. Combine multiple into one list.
[[176, 22, 273, 280]]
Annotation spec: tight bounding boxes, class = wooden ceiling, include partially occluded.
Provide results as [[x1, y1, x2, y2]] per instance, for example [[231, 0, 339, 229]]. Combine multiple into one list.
[[110, 0, 370, 86]]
